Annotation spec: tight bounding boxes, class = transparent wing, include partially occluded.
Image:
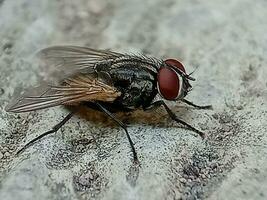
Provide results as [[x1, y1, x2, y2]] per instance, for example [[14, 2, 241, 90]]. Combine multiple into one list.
[[37, 45, 123, 82], [6, 46, 124, 112], [6, 74, 121, 113]]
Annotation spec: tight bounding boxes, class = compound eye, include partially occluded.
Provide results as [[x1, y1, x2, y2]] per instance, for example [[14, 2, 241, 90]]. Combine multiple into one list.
[[157, 67, 180, 100], [165, 59, 186, 73]]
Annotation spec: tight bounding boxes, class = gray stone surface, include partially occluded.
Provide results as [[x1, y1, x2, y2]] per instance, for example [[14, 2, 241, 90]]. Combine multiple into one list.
[[0, 0, 267, 199]]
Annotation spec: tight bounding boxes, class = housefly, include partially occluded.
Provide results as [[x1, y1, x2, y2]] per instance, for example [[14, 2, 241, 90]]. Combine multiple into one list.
[[6, 46, 212, 162]]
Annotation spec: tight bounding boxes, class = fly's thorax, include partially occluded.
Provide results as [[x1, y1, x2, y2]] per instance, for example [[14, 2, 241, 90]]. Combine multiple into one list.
[[108, 63, 156, 87], [105, 64, 158, 109], [118, 79, 156, 109]]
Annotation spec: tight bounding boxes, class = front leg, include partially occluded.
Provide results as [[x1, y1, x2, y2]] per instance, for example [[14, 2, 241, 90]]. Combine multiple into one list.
[[182, 99, 212, 110], [144, 101, 205, 139]]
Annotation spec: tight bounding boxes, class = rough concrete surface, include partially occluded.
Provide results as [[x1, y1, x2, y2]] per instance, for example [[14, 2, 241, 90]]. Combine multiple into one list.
[[0, 0, 267, 200]]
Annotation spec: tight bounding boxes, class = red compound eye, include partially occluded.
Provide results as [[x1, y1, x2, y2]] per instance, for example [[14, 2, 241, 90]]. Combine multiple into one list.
[[165, 59, 186, 73], [157, 67, 180, 100]]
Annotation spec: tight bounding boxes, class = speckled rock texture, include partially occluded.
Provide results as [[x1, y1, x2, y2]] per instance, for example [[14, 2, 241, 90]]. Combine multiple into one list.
[[0, 0, 267, 200]]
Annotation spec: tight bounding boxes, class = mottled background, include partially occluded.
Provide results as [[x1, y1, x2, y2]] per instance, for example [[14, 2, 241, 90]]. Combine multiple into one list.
[[0, 0, 267, 200]]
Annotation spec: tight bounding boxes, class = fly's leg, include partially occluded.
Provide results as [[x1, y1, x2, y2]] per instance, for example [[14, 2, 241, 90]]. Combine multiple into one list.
[[95, 102, 138, 162], [144, 101, 205, 139], [182, 99, 213, 110], [16, 108, 79, 155]]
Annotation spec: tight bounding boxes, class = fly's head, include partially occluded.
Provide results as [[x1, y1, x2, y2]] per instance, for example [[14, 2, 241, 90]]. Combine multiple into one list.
[[157, 59, 195, 101]]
